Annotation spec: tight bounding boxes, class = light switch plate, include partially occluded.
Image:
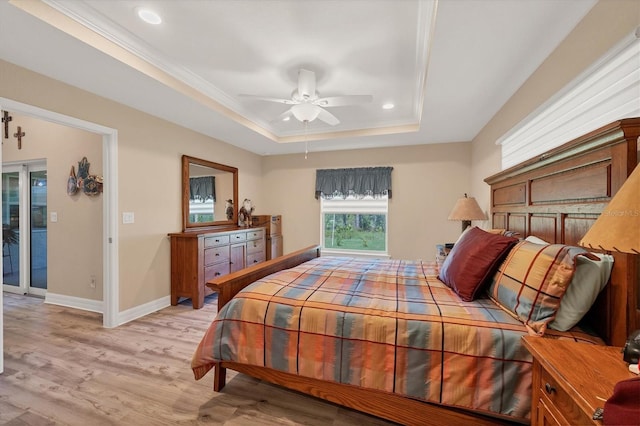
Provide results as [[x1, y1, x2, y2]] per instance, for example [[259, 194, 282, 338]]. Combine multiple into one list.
[[50, 212, 58, 223], [122, 212, 135, 224]]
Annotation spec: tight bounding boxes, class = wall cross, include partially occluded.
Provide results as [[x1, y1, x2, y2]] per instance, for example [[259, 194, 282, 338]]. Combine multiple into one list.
[[2, 111, 12, 139], [14, 126, 25, 149]]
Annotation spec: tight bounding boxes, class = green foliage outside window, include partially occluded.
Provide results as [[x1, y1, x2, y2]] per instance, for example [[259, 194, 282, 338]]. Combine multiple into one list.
[[323, 213, 386, 251]]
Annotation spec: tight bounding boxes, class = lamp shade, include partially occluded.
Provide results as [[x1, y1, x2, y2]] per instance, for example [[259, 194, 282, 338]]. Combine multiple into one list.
[[578, 164, 640, 254], [448, 194, 486, 231]]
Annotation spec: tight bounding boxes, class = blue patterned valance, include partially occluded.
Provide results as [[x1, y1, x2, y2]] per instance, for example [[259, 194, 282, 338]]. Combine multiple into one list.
[[315, 167, 393, 199]]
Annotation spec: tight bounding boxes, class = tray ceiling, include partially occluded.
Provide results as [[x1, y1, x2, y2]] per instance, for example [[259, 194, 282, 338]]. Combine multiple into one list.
[[0, 0, 597, 155]]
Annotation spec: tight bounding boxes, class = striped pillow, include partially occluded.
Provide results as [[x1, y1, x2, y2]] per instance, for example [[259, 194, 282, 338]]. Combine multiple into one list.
[[487, 240, 589, 335]]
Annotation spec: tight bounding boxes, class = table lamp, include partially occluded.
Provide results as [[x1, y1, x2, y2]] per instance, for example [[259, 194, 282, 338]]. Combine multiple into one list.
[[578, 164, 639, 254], [448, 193, 486, 232], [578, 164, 639, 380]]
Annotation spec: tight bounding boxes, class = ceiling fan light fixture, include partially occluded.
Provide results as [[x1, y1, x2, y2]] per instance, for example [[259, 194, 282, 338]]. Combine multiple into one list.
[[291, 103, 320, 123], [240, 68, 371, 126]]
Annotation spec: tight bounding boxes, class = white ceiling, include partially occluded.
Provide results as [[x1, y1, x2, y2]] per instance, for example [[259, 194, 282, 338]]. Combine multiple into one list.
[[0, 0, 597, 156]]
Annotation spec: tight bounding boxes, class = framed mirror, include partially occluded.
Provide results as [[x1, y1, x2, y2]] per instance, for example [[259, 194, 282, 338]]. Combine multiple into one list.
[[182, 155, 238, 231]]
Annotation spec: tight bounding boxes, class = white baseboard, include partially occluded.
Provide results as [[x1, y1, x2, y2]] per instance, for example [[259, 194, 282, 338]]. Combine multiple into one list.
[[45, 292, 104, 313], [44, 293, 171, 326], [117, 296, 171, 326]]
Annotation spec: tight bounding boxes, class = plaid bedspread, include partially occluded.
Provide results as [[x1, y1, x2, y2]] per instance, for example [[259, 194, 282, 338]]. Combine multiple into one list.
[[192, 256, 601, 421]]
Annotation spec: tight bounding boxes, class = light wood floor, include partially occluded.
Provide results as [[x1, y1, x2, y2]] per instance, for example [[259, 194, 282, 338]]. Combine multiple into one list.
[[1, 292, 396, 425]]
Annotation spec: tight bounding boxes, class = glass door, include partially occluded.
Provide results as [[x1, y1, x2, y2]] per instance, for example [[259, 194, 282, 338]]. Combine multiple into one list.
[[2, 168, 20, 290], [30, 168, 47, 292], [2, 162, 47, 295]]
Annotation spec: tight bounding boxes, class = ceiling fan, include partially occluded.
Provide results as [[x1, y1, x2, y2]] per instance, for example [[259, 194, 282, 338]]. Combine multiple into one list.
[[239, 69, 373, 126]]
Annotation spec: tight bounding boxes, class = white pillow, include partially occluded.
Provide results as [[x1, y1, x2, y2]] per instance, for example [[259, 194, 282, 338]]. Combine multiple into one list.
[[525, 235, 550, 245], [549, 253, 614, 331]]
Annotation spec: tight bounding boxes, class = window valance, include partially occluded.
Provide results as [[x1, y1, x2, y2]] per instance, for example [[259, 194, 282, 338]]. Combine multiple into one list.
[[190, 176, 215, 202], [315, 167, 393, 199]]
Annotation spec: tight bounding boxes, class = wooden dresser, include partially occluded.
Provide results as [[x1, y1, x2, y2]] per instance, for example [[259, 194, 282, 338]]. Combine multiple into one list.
[[523, 336, 635, 426], [169, 227, 266, 308]]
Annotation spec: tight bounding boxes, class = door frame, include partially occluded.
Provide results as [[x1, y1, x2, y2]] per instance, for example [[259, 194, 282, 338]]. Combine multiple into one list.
[[0, 98, 119, 330]]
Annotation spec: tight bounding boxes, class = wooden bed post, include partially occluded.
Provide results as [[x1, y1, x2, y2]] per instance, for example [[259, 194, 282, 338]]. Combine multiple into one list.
[[213, 363, 226, 391]]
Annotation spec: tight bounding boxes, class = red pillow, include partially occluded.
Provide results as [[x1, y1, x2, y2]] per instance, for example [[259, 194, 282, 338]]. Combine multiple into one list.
[[438, 227, 517, 301], [604, 377, 640, 425]]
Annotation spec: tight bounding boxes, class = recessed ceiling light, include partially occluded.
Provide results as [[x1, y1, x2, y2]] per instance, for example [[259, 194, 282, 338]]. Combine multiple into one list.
[[283, 116, 291, 121], [137, 8, 162, 25], [382, 103, 395, 110]]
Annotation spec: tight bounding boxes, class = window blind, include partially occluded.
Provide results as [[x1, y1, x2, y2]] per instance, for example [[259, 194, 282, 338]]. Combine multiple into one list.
[[498, 28, 640, 169]]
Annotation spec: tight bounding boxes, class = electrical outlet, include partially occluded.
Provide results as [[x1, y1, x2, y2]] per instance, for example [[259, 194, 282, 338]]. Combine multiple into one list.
[[90, 275, 96, 289]]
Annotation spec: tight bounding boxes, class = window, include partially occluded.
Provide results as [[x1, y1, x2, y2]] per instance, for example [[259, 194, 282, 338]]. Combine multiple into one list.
[[321, 195, 388, 256], [315, 166, 392, 256]]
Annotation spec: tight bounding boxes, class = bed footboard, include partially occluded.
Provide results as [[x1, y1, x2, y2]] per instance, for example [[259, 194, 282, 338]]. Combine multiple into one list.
[[206, 245, 321, 311]]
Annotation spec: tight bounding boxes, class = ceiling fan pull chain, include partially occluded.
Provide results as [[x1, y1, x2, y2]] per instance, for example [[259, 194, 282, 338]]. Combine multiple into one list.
[[304, 121, 309, 159]]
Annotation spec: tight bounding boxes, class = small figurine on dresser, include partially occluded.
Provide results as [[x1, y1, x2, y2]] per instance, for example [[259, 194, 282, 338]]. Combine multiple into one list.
[[225, 199, 234, 221], [238, 198, 254, 227]]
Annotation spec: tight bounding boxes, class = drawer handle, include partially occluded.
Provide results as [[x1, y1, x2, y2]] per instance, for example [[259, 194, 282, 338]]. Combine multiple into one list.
[[214, 272, 221, 277], [215, 253, 219, 256], [545, 383, 556, 395], [215, 239, 220, 243], [253, 259, 258, 263]]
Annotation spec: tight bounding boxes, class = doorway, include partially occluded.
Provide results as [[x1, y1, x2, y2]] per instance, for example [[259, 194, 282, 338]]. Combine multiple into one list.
[[2, 162, 47, 296], [0, 98, 119, 328]]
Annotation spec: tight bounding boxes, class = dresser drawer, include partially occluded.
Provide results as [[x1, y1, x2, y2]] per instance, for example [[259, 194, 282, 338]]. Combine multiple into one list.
[[230, 232, 247, 243], [204, 235, 230, 247], [246, 237, 265, 254], [539, 368, 593, 425], [204, 262, 230, 281], [246, 252, 265, 266], [247, 229, 264, 240], [204, 245, 230, 266]]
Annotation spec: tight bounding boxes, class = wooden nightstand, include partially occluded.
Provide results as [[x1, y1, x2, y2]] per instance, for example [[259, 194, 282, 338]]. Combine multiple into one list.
[[523, 336, 636, 426], [435, 243, 454, 262]]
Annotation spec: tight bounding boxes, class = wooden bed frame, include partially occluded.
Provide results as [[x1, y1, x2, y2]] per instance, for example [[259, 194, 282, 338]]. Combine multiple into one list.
[[205, 118, 640, 426]]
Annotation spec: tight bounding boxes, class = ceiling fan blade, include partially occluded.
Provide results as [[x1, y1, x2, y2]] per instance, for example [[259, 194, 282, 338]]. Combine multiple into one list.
[[271, 108, 294, 123], [297, 69, 316, 100], [316, 108, 340, 126], [238, 94, 296, 105], [314, 95, 373, 107]]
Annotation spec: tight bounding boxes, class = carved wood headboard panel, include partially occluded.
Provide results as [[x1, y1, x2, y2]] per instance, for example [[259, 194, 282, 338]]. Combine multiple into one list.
[[485, 118, 640, 346]]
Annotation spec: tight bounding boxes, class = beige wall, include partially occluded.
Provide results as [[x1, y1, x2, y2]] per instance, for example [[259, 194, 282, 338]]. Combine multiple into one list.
[[261, 142, 473, 261], [470, 0, 640, 215], [3, 114, 103, 299], [0, 59, 263, 311]]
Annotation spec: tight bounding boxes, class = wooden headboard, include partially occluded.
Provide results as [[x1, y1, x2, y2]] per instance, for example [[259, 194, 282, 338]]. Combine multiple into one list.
[[485, 118, 640, 347]]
